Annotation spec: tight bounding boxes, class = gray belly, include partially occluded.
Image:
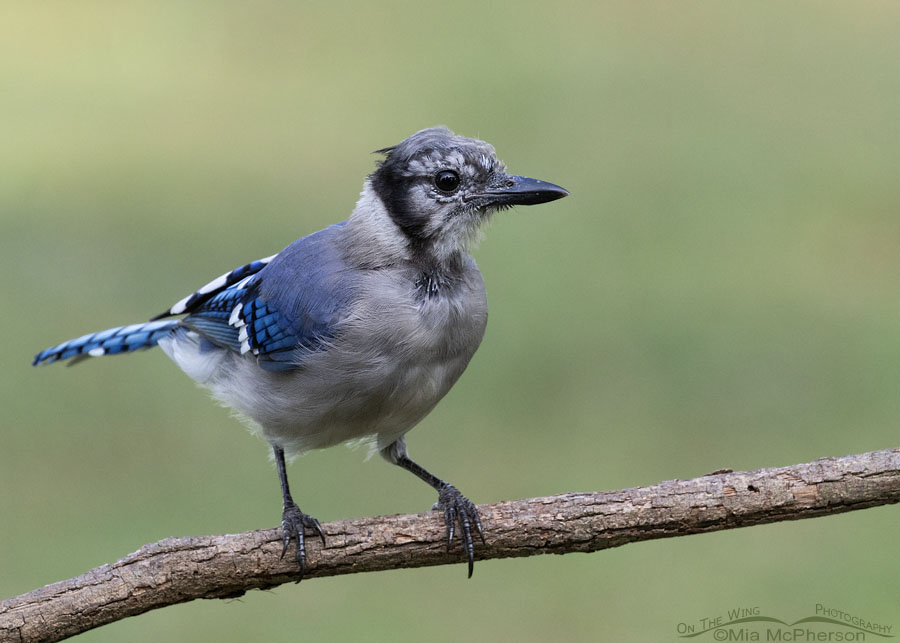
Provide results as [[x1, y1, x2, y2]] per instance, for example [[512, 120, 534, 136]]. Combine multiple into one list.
[[177, 270, 489, 456]]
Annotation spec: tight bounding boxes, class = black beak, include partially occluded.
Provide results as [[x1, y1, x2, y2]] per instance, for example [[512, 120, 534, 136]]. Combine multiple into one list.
[[478, 175, 569, 207]]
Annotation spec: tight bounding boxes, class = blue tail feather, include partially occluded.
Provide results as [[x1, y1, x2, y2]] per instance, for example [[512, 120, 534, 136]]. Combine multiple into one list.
[[33, 320, 179, 366]]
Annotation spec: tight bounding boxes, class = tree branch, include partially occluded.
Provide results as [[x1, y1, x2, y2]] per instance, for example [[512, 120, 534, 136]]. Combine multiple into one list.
[[3, 447, 899, 642]]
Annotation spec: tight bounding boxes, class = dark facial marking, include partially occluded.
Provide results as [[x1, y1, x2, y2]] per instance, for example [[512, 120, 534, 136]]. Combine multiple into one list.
[[370, 153, 428, 247]]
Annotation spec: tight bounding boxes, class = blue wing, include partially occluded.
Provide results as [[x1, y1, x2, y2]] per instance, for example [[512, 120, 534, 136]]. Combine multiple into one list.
[[34, 224, 353, 370], [179, 222, 354, 372], [151, 255, 277, 320]]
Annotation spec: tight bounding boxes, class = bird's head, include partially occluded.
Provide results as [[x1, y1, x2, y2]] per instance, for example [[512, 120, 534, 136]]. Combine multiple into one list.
[[369, 126, 568, 265]]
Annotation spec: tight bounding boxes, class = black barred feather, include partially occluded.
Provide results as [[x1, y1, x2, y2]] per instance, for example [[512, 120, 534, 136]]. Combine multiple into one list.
[[33, 320, 179, 366], [151, 255, 274, 320]]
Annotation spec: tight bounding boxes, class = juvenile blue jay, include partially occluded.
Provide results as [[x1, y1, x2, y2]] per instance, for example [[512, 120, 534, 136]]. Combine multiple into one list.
[[33, 127, 568, 578]]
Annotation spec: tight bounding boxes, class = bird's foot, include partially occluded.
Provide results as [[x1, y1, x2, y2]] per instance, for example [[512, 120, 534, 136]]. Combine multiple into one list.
[[435, 484, 485, 578], [281, 502, 326, 581]]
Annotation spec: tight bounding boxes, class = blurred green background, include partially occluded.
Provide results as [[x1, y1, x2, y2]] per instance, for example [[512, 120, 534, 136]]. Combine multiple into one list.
[[2, 1, 899, 641]]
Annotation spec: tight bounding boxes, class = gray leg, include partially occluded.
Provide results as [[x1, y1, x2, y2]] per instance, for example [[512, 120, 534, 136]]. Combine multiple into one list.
[[275, 445, 325, 581], [383, 438, 485, 577]]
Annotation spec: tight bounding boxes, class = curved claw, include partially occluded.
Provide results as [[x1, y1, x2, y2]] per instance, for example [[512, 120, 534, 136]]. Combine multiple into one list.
[[436, 484, 483, 578], [281, 503, 326, 582], [311, 517, 327, 548]]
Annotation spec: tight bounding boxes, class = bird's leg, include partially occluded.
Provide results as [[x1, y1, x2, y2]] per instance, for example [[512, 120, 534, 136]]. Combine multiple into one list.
[[274, 445, 325, 580], [386, 442, 484, 578]]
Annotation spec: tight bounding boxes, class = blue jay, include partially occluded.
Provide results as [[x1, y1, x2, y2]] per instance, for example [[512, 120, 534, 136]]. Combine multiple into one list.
[[33, 127, 568, 578]]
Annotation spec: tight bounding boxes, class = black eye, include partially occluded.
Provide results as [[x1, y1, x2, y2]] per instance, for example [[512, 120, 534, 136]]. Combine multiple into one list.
[[434, 170, 460, 192]]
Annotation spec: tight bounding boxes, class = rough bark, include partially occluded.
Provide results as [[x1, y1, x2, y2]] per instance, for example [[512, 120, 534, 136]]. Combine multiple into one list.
[[2, 447, 899, 642]]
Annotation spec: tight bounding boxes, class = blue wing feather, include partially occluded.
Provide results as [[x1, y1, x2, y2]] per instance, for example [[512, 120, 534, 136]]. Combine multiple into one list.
[[181, 222, 354, 371], [34, 223, 354, 370], [33, 320, 179, 365], [151, 255, 276, 320]]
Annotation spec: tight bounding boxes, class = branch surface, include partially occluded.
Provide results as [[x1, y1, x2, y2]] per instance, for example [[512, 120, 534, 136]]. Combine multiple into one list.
[[3, 448, 899, 642]]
